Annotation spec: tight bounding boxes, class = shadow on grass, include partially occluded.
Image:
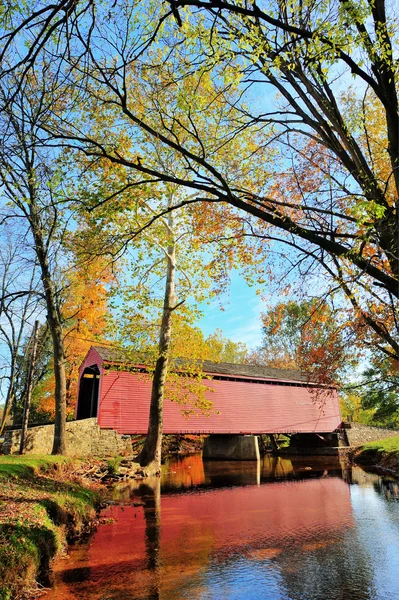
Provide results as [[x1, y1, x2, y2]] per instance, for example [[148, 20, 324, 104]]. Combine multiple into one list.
[[0, 460, 99, 508]]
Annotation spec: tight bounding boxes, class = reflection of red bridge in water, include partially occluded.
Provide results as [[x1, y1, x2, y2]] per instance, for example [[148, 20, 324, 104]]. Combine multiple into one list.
[[77, 347, 342, 437], [102, 478, 352, 563], [46, 456, 355, 600]]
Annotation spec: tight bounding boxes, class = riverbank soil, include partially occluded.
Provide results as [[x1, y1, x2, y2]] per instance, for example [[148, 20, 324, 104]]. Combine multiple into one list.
[[0, 456, 101, 600], [353, 435, 399, 473]]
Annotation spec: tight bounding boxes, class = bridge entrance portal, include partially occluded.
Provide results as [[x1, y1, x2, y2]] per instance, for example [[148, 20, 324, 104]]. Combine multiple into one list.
[[77, 366, 100, 420]]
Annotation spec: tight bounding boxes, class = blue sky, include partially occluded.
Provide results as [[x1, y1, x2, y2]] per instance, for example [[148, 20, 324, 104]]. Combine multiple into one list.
[[198, 270, 267, 349]]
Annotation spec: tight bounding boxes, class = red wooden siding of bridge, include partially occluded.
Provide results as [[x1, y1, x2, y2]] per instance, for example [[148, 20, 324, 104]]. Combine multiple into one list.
[[77, 347, 342, 434]]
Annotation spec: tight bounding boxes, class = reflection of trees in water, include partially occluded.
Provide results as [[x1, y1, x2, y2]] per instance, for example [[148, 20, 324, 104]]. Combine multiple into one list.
[[351, 466, 382, 487], [275, 467, 397, 599], [54, 456, 399, 600], [287, 455, 345, 480], [142, 483, 161, 571], [203, 459, 260, 487], [161, 454, 206, 489], [373, 477, 399, 502], [137, 477, 214, 600], [350, 466, 399, 502], [136, 481, 161, 599], [112, 454, 351, 499], [135, 470, 358, 594], [200, 454, 345, 487], [100, 458, 397, 600], [276, 533, 374, 600]]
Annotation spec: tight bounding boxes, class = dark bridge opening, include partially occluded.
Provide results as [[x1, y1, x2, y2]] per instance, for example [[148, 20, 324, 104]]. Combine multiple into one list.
[[77, 366, 100, 420]]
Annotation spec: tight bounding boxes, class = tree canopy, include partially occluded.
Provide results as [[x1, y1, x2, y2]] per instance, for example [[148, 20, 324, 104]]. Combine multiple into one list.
[[0, 0, 397, 450], [25, 0, 395, 361]]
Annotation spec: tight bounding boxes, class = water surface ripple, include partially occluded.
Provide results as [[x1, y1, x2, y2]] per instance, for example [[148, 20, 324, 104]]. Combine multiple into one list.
[[45, 455, 399, 600]]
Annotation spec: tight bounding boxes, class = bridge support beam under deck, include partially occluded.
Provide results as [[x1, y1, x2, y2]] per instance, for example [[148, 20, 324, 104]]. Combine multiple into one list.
[[202, 434, 260, 461]]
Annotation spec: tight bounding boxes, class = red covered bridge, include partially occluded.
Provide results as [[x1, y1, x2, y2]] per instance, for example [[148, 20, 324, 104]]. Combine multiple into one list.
[[76, 346, 342, 436]]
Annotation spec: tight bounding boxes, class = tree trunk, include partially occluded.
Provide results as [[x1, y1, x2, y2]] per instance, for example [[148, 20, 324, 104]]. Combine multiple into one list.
[[19, 320, 39, 454], [0, 395, 12, 437], [138, 212, 176, 472], [30, 206, 67, 455], [50, 318, 67, 455], [0, 359, 16, 436]]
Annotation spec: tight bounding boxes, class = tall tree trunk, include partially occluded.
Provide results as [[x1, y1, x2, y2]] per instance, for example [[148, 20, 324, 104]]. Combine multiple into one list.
[[30, 206, 67, 455], [0, 359, 16, 435], [49, 313, 67, 455], [19, 320, 39, 454], [0, 394, 12, 437], [138, 212, 176, 472]]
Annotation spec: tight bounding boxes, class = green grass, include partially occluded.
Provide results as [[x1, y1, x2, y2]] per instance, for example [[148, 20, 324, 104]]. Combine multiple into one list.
[[106, 454, 122, 475], [355, 436, 399, 472], [0, 454, 71, 479], [361, 436, 399, 453], [0, 522, 59, 600], [0, 455, 101, 600]]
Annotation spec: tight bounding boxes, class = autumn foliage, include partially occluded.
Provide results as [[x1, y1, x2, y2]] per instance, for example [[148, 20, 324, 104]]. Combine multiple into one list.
[[36, 256, 113, 418]]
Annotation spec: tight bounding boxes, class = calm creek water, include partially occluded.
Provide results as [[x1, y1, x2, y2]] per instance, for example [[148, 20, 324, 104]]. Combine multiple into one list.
[[45, 454, 399, 600]]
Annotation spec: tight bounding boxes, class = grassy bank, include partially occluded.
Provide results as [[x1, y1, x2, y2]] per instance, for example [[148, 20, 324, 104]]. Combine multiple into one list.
[[355, 436, 399, 472], [0, 455, 101, 600]]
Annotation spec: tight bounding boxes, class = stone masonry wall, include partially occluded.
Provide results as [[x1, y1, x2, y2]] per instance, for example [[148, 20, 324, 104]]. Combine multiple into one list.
[[2, 418, 133, 457], [346, 422, 399, 447]]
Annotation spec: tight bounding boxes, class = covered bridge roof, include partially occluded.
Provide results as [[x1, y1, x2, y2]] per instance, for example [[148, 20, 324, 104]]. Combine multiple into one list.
[[90, 345, 310, 385]]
